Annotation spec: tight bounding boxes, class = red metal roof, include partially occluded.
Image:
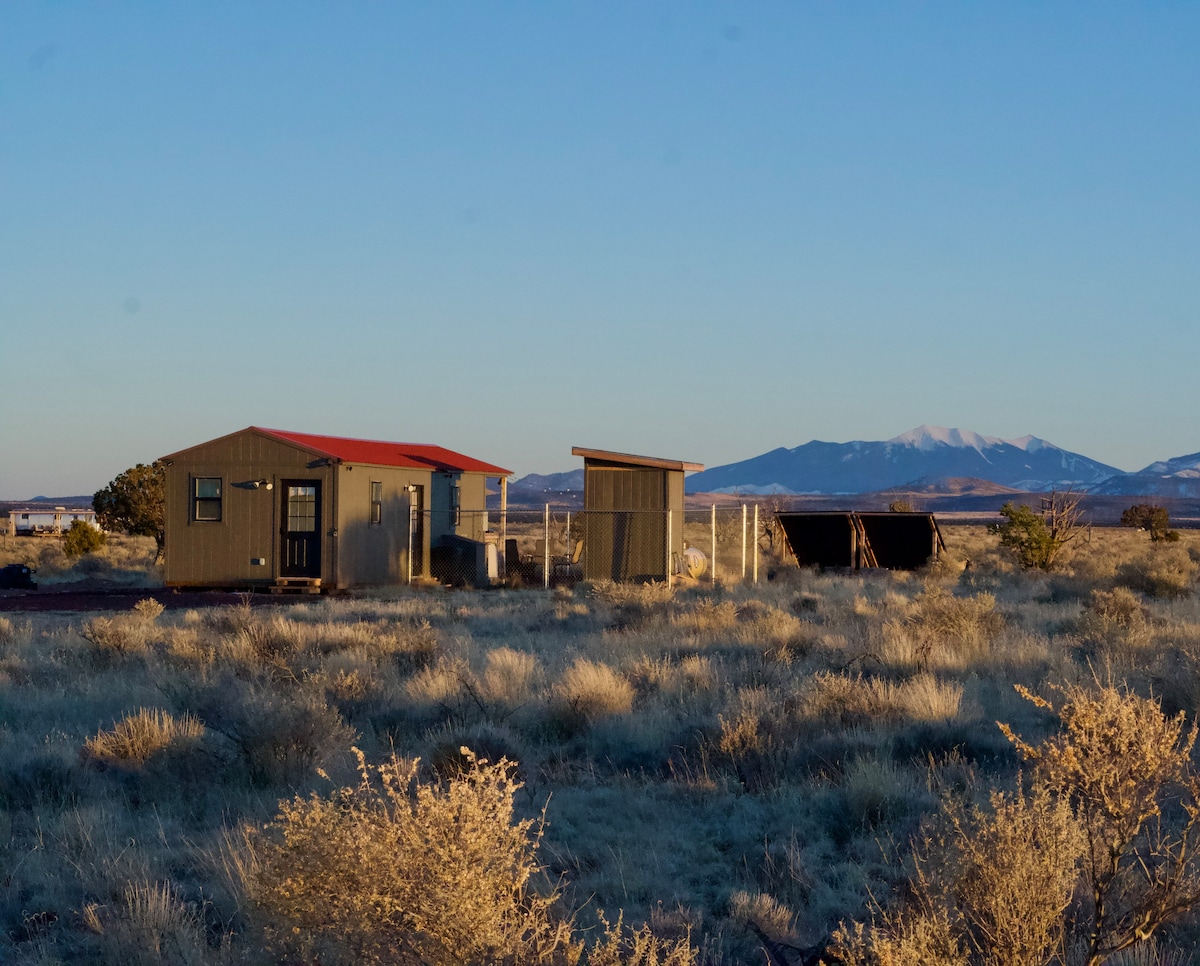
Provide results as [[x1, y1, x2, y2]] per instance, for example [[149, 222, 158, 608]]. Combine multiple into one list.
[[254, 428, 511, 476]]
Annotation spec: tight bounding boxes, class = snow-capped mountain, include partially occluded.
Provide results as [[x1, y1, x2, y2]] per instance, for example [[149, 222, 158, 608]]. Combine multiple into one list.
[[1093, 453, 1200, 497], [683, 425, 1123, 495]]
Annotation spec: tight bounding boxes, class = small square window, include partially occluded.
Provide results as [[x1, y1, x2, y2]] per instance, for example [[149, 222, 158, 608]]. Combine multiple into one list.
[[370, 481, 383, 525], [194, 477, 222, 522]]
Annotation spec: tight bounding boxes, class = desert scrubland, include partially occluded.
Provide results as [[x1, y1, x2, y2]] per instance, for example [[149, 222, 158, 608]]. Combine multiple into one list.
[[3, 527, 1200, 964]]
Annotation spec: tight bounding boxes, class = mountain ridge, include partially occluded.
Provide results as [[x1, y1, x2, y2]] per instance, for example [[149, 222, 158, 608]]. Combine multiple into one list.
[[682, 425, 1122, 495], [506, 426, 1200, 500]]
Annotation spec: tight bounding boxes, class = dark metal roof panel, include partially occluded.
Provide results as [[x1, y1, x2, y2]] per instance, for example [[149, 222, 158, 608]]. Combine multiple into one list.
[[571, 446, 703, 473]]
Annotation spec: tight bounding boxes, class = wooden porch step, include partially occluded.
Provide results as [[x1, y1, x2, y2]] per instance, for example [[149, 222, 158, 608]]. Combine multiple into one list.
[[270, 577, 323, 595]]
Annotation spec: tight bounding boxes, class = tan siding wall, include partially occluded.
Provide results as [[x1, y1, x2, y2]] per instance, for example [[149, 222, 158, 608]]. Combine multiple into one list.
[[334, 464, 433, 587], [455, 473, 490, 541], [163, 432, 334, 587]]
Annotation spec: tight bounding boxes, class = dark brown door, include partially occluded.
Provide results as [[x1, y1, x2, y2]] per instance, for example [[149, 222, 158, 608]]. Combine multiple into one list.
[[281, 481, 321, 577]]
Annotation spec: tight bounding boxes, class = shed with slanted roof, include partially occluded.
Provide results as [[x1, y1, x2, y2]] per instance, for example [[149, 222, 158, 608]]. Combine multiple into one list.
[[159, 427, 510, 590], [571, 447, 703, 583]]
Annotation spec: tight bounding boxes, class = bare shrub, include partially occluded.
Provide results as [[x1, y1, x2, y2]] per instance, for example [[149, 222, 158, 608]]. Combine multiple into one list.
[[831, 783, 1082, 966], [585, 910, 700, 966], [234, 748, 578, 965], [81, 614, 150, 658], [200, 682, 356, 786], [797, 672, 883, 726], [132, 597, 165, 623], [83, 708, 204, 769], [1003, 683, 1200, 965], [1078, 586, 1152, 654]]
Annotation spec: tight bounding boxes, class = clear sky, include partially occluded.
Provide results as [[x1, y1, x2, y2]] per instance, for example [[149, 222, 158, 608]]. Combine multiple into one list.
[[3, 3, 1198, 498]]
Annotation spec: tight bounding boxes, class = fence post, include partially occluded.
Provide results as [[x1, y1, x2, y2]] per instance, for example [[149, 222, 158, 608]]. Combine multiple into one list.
[[543, 503, 550, 589], [741, 503, 748, 580], [500, 476, 508, 579], [753, 504, 760, 584], [711, 504, 717, 584], [666, 509, 673, 588], [407, 500, 415, 586]]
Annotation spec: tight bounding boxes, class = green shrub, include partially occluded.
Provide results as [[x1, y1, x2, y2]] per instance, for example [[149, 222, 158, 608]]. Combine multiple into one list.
[[62, 520, 106, 557]]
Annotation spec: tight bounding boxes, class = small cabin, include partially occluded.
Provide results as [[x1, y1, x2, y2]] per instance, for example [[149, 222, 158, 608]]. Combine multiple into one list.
[[571, 447, 704, 582], [160, 427, 510, 590]]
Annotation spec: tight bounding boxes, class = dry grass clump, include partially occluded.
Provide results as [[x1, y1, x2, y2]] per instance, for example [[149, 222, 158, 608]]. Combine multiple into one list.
[[797, 671, 964, 727], [0, 615, 15, 646], [880, 588, 1002, 670], [675, 598, 740, 633], [555, 658, 635, 724], [480, 646, 543, 706], [82, 708, 204, 768], [727, 889, 797, 945], [630, 654, 716, 698], [86, 880, 210, 966]]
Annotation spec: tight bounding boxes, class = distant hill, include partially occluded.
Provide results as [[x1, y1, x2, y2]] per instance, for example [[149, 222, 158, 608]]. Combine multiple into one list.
[[507, 469, 584, 505], [683, 426, 1122, 495], [879, 476, 1025, 497]]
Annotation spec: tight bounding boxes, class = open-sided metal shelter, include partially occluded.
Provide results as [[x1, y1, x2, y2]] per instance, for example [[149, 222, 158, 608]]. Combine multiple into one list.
[[572, 447, 703, 582], [161, 427, 509, 591], [776, 511, 945, 571]]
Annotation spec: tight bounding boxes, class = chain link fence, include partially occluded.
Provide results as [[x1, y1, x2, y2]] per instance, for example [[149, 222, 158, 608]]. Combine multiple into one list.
[[412, 505, 765, 588]]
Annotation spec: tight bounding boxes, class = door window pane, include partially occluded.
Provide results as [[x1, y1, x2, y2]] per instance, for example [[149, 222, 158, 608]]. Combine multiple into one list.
[[287, 485, 317, 532]]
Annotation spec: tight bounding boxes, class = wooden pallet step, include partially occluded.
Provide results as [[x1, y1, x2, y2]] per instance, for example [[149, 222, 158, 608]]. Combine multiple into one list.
[[270, 577, 322, 595]]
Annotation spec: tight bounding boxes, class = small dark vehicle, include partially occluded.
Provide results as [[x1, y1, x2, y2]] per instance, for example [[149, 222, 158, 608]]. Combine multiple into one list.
[[0, 564, 37, 590]]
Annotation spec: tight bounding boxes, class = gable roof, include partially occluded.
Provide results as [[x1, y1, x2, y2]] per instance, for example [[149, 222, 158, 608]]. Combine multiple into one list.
[[257, 429, 510, 475], [163, 427, 510, 476]]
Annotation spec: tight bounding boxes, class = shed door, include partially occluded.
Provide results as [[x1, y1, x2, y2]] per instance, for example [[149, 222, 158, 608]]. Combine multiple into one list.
[[280, 481, 321, 577]]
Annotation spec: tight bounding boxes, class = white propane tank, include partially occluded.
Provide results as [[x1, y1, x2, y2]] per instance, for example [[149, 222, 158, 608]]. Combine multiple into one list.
[[682, 546, 707, 579]]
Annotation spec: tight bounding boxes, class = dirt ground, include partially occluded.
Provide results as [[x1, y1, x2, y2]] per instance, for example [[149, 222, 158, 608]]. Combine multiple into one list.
[[0, 585, 288, 613]]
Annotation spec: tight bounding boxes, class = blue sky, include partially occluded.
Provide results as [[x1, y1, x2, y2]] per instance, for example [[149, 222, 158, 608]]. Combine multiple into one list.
[[3, 3, 1198, 498]]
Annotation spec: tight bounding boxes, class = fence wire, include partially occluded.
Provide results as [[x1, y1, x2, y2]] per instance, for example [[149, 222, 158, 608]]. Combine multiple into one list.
[[415, 505, 764, 588]]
